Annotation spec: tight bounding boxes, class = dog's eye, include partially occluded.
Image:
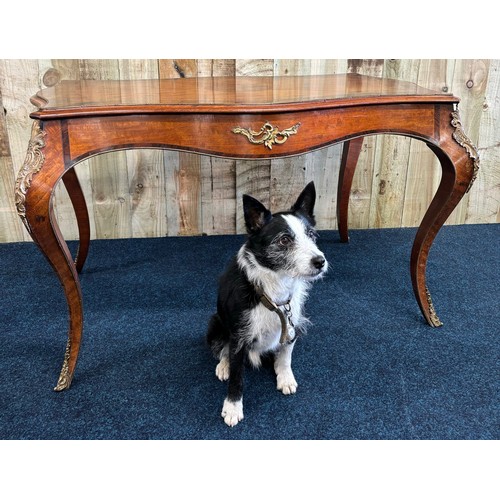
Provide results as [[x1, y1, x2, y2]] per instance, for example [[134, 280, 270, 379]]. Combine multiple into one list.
[[307, 229, 318, 241], [278, 235, 293, 247]]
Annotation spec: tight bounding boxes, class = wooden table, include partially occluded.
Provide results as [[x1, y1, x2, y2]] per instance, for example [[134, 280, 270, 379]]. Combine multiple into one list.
[[15, 74, 479, 391]]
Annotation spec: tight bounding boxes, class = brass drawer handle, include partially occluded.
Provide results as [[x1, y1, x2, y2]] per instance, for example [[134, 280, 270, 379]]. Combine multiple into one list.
[[232, 121, 301, 149]]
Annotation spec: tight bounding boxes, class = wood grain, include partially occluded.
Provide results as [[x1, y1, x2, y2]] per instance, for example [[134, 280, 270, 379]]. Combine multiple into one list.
[[468, 58, 500, 224], [0, 59, 41, 242], [201, 156, 236, 235], [447, 59, 490, 225], [369, 60, 419, 229], [347, 59, 385, 231]]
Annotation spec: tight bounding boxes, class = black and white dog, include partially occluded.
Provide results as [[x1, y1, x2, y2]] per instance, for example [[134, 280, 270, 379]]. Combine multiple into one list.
[[206, 182, 328, 426]]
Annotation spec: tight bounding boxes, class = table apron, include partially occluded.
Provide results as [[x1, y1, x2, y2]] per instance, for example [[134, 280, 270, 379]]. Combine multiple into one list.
[[63, 103, 440, 163]]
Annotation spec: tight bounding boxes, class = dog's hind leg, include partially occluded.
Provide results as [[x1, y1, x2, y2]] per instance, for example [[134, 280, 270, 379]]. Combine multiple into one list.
[[274, 340, 298, 395]]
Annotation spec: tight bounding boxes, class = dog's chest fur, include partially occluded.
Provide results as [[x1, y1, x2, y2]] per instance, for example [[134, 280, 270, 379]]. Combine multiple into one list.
[[237, 247, 310, 365]]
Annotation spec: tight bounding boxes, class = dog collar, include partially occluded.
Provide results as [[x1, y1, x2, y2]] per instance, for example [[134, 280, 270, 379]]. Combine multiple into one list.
[[254, 286, 294, 344]]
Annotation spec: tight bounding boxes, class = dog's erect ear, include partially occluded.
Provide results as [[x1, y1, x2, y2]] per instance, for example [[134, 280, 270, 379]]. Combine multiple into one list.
[[291, 181, 316, 218], [243, 194, 272, 233]]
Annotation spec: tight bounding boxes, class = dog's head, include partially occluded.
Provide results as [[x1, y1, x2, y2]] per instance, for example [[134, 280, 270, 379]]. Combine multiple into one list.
[[242, 182, 328, 280]]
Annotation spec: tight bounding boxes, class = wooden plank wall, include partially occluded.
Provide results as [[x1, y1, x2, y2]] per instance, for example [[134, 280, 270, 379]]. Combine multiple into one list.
[[0, 59, 498, 243]]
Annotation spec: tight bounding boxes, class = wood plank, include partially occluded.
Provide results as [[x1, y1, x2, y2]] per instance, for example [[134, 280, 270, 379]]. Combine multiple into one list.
[[467, 58, 500, 224], [0, 83, 20, 242], [159, 59, 236, 78], [176, 153, 202, 236], [347, 59, 384, 76], [347, 138, 378, 230], [369, 133, 412, 228], [273, 58, 348, 76], [201, 156, 237, 235], [89, 152, 131, 239], [236, 160, 272, 233], [118, 59, 159, 79], [0, 156, 23, 243], [158, 59, 198, 78], [346, 59, 385, 230], [304, 145, 342, 230], [236, 59, 274, 76], [126, 149, 167, 237], [269, 156, 307, 212], [0, 59, 43, 241], [196, 59, 236, 76], [78, 59, 122, 80], [0, 89, 10, 157], [163, 150, 181, 235], [274, 59, 312, 76], [310, 59, 348, 75], [0, 60, 41, 179], [447, 59, 490, 225], [369, 60, 419, 228]]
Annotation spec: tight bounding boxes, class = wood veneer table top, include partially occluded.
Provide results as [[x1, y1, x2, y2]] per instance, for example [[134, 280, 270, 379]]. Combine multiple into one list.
[[30, 74, 459, 119]]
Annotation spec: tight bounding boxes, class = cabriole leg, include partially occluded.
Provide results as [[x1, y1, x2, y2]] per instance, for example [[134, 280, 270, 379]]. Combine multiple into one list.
[[412, 110, 479, 326], [15, 120, 83, 390]]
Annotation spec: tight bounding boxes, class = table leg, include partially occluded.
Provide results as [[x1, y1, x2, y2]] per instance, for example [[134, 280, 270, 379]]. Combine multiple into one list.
[[412, 110, 479, 326], [62, 168, 91, 273], [337, 137, 364, 242], [15, 121, 83, 390]]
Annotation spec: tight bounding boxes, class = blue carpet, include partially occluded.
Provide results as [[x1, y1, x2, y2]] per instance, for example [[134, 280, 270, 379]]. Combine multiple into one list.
[[0, 224, 498, 439]]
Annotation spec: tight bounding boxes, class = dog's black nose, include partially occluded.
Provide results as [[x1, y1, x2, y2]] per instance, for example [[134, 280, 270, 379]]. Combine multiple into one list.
[[312, 256, 326, 270]]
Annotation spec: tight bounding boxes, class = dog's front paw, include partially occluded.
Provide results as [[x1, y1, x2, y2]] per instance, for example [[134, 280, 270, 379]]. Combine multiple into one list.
[[215, 357, 230, 381], [277, 371, 298, 395], [221, 398, 244, 427]]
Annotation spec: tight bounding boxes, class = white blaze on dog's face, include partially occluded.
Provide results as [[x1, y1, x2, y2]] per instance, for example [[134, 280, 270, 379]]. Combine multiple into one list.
[[276, 214, 328, 280]]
